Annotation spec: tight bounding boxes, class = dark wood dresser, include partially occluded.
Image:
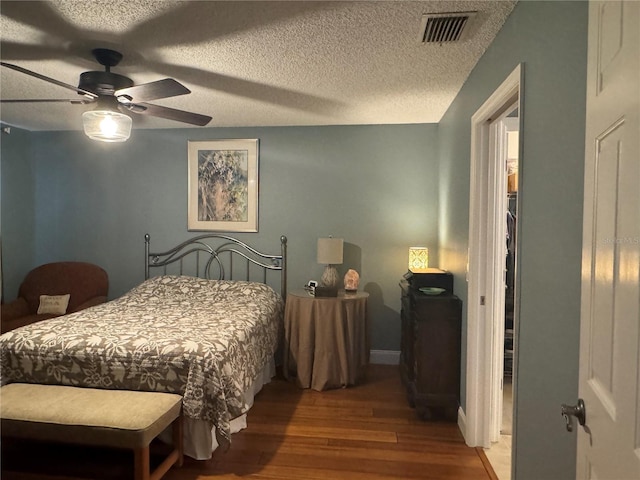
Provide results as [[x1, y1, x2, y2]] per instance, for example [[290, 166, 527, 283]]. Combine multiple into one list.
[[399, 279, 462, 421]]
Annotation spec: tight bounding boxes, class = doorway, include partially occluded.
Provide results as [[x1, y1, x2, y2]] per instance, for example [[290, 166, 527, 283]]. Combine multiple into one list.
[[503, 109, 518, 441], [464, 65, 522, 480], [483, 106, 519, 480]]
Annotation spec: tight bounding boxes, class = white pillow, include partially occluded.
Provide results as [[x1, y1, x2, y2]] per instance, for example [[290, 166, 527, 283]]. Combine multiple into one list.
[[37, 294, 71, 315]]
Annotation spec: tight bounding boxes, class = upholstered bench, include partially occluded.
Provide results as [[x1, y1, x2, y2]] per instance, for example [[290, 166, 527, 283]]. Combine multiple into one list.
[[0, 383, 183, 480]]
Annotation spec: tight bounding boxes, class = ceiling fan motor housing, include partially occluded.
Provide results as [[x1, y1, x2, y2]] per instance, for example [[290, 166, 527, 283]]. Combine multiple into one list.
[[78, 71, 133, 97]]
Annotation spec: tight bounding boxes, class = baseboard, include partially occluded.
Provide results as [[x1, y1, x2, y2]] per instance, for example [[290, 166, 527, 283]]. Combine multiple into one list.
[[458, 406, 468, 442], [370, 350, 400, 365]]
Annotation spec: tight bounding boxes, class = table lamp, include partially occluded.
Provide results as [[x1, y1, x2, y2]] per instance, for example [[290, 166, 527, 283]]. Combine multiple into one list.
[[317, 237, 343, 287], [408, 247, 429, 273]]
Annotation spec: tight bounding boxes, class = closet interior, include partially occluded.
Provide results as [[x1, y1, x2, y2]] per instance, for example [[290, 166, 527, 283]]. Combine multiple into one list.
[[505, 190, 516, 379], [504, 115, 518, 383]]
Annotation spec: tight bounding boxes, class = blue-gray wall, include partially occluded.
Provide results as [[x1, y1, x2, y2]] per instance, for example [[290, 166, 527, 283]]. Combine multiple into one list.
[[2, 124, 439, 351], [0, 125, 35, 303], [438, 1, 587, 479]]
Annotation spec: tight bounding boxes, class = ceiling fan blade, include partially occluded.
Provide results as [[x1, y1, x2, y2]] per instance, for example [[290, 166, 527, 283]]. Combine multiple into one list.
[[0, 98, 93, 104], [115, 78, 190, 103], [1, 62, 97, 99], [122, 102, 211, 126], [147, 61, 345, 115]]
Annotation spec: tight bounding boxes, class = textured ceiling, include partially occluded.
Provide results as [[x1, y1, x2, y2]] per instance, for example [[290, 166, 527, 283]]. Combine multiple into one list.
[[0, 1, 516, 131]]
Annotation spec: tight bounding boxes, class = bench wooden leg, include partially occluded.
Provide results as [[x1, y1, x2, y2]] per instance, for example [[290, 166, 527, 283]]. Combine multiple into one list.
[[147, 415, 183, 480], [134, 445, 151, 480]]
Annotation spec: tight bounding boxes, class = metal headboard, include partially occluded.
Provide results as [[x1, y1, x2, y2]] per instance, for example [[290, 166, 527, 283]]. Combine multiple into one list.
[[144, 233, 287, 299]]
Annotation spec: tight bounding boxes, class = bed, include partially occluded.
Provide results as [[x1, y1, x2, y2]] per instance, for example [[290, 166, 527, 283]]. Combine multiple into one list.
[[0, 233, 288, 459]]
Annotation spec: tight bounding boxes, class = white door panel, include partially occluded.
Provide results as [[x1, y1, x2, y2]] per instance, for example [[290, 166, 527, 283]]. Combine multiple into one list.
[[577, 2, 639, 479]]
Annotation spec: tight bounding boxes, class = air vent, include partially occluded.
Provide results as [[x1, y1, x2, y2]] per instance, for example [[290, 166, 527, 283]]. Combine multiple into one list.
[[419, 12, 477, 44]]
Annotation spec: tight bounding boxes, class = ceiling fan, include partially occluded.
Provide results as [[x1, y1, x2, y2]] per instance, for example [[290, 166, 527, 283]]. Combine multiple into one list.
[[0, 48, 212, 142]]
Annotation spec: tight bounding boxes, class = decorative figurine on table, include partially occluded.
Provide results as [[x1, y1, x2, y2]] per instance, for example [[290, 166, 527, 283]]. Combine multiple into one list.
[[344, 269, 360, 293]]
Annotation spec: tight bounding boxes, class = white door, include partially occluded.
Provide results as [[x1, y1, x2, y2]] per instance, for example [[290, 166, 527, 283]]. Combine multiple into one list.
[[576, 1, 639, 478]]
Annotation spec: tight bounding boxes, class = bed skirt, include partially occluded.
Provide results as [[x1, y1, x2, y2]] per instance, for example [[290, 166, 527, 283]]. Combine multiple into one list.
[[160, 358, 275, 460]]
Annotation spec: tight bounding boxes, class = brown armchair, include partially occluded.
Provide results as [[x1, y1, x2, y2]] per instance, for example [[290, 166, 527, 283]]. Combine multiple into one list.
[[1, 262, 109, 334]]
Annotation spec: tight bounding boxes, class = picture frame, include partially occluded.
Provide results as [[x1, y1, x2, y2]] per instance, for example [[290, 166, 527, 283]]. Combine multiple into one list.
[[187, 139, 259, 232]]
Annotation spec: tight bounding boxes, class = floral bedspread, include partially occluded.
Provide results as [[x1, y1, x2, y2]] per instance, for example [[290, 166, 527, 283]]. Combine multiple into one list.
[[0, 275, 284, 448]]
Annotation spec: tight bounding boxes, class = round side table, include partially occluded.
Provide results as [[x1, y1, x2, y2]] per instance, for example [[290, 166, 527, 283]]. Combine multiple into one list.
[[283, 289, 369, 391]]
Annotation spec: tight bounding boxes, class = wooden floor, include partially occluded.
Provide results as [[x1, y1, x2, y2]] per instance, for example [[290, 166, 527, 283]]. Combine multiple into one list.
[[2, 365, 496, 480]]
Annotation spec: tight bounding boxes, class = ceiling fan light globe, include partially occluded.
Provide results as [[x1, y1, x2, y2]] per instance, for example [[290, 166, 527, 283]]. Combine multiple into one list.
[[82, 110, 132, 142]]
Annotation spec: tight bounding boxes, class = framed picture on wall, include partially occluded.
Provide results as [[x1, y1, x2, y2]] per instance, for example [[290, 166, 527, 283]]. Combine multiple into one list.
[[187, 139, 259, 232]]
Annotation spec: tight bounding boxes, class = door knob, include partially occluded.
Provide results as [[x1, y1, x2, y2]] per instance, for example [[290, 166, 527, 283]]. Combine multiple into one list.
[[561, 398, 586, 432]]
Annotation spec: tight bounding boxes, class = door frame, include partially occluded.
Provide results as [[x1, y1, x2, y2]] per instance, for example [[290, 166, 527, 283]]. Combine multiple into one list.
[[462, 64, 522, 449]]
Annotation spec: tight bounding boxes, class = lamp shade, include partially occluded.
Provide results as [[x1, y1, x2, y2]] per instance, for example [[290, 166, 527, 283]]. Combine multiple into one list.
[[82, 110, 132, 142], [408, 247, 429, 272], [317, 237, 344, 265]]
